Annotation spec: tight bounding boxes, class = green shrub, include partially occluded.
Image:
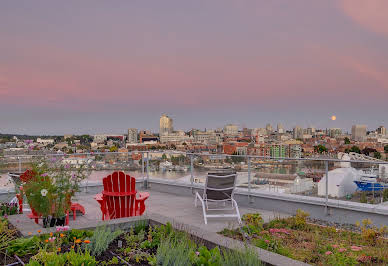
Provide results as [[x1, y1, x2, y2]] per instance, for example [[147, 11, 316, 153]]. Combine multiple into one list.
[[0, 202, 18, 216], [291, 209, 309, 229], [27, 250, 66, 266], [66, 229, 93, 243], [360, 192, 367, 203], [190, 246, 222, 266], [383, 189, 388, 202], [27, 249, 96, 266], [65, 249, 97, 266], [7, 236, 41, 256], [156, 236, 196, 266], [252, 237, 290, 257], [0, 218, 16, 256], [242, 213, 263, 228], [87, 226, 122, 256], [241, 213, 264, 235], [221, 247, 262, 266]]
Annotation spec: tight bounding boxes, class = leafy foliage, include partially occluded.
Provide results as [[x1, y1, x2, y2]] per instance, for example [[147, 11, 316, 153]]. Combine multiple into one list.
[[190, 246, 222, 266], [7, 236, 41, 256], [220, 247, 262, 266], [27, 249, 96, 266], [27, 250, 66, 266], [87, 226, 122, 256], [156, 236, 196, 266], [0, 202, 18, 216], [0, 218, 17, 256], [22, 159, 89, 217], [356, 219, 387, 246]]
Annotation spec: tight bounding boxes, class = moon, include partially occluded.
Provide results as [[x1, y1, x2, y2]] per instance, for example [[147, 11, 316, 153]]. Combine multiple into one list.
[[331, 115, 337, 121]]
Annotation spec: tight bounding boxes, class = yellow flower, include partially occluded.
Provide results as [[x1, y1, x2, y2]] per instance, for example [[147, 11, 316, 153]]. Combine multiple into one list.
[[84, 240, 90, 244], [71, 245, 75, 249], [37, 230, 41, 233], [57, 247, 61, 252], [60, 233, 65, 238], [50, 232, 53, 237], [28, 232, 32, 235], [45, 239, 49, 243], [75, 239, 82, 244]]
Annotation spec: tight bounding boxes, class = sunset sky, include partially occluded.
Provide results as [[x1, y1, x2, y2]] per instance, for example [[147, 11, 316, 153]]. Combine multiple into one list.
[[1, 0, 387, 135]]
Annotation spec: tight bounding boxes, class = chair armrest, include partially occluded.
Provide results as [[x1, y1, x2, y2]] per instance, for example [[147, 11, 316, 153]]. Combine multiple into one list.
[[94, 193, 103, 202], [135, 192, 149, 215], [136, 192, 149, 202]]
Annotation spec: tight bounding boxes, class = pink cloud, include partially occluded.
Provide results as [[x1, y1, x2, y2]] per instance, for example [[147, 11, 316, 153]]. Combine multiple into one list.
[[341, 0, 388, 36]]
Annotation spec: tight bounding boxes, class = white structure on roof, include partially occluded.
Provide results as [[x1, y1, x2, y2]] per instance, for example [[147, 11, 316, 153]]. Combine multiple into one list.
[[318, 168, 359, 198]]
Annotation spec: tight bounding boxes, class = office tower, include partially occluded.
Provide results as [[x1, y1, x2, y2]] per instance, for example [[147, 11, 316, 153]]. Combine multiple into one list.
[[160, 114, 173, 135], [266, 123, 273, 133], [351, 125, 367, 141], [277, 123, 284, 134], [293, 126, 303, 140], [377, 126, 387, 136], [223, 124, 238, 135], [127, 128, 138, 143], [329, 128, 342, 138]]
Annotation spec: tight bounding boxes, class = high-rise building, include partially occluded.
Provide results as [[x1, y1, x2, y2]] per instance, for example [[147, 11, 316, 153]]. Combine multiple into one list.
[[377, 126, 387, 136], [270, 144, 288, 158], [329, 128, 342, 138], [289, 144, 302, 158], [306, 127, 316, 136], [277, 124, 284, 134], [127, 128, 138, 143], [266, 123, 273, 134], [223, 124, 238, 135], [351, 125, 367, 141], [293, 126, 303, 140], [160, 114, 173, 135]]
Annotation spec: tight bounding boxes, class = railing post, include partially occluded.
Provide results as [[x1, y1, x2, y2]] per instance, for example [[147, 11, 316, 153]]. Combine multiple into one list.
[[190, 154, 194, 193], [146, 152, 150, 189], [325, 160, 329, 215], [18, 156, 21, 173], [248, 155, 252, 203], [142, 153, 145, 188]]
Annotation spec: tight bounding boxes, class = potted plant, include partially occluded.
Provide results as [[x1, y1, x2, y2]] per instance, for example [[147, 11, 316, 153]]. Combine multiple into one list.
[[21, 158, 88, 227]]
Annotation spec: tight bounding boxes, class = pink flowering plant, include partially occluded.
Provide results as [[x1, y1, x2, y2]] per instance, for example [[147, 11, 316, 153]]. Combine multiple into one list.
[[21, 159, 89, 220], [220, 211, 388, 265]]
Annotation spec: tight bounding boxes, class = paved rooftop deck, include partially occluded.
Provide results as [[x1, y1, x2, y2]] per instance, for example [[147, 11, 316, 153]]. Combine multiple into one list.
[[8, 190, 289, 236]]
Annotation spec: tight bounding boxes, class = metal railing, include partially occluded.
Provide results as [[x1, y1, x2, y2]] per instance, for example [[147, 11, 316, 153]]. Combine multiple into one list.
[[1, 151, 388, 213]]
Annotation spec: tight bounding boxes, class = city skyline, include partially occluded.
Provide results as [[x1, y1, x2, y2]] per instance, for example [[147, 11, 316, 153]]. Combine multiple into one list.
[[1, 0, 387, 134]]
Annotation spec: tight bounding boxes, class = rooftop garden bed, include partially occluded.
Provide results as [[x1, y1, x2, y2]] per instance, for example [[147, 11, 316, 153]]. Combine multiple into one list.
[[0, 216, 262, 266], [219, 210, 388, 265]]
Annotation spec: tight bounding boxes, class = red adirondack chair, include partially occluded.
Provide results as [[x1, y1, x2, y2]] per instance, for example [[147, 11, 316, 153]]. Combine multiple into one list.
[[16, 170, 85, 225], [94, 171, 149, 220]]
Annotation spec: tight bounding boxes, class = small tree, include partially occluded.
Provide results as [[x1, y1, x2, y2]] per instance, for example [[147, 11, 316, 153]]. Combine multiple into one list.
[[109, 146, 118, 152], [349, 145, 361, 154], [344, 137, 351, 144], [374, 152, 382, 159], [385, 145, 388, 154], [314, 144, 327, 154]]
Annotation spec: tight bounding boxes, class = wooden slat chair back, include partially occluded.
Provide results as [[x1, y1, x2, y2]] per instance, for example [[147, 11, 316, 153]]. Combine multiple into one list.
[[95, 171, 149, 220], [102, 171, 137, 219]]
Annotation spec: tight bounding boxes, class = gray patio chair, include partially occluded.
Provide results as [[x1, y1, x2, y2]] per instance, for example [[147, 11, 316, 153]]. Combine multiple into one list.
[[194, 170, 241, 224]]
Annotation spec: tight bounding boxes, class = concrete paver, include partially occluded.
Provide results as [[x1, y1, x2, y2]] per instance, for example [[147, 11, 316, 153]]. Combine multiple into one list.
[[8, 190, 289, 235]]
